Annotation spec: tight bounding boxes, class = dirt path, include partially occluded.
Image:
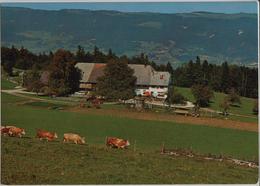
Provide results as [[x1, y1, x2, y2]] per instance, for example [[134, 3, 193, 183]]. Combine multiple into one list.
[[68, 107, 258, 132], [1, 90, 73, 105]]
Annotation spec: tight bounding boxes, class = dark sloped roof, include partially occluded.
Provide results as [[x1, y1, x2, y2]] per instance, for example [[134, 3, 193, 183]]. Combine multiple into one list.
[[76, 62, 170, 86], [128, 64, 152, 85], [75, 63, 95, 83], [88, 64, 106, 83]]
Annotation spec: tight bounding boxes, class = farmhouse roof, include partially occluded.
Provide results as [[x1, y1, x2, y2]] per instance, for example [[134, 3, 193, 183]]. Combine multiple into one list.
[[75, 62, 170, 86], [150, 71, 171, 86], [128, 64, 152, 85], [88, 63, 106, 83], [75, 63, 95, 83]]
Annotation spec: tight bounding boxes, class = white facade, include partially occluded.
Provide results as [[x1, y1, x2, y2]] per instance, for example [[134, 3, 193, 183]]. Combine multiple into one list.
[[135, 87, 168, 99]]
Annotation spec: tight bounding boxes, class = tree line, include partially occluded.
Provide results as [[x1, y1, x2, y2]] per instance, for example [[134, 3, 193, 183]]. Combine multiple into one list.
[[172, 57, 258, 98], [1, 45, 170, 75], [1, 45, 258, 99]]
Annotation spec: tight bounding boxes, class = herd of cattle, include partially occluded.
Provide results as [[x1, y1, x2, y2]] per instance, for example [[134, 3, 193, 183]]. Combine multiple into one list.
[[1, 126, 131, 148]]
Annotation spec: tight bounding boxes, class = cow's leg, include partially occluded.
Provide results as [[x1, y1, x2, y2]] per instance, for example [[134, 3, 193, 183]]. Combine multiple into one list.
[[63, 138, 66, 143]]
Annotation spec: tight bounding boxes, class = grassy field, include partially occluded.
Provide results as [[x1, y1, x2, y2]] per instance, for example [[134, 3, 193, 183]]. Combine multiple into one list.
[[1, 83, 259, 184], [1, 92, 258, 160], [175, 87, 257, 116], [1, 137, 258, 184], [1, 77, 17, 90]]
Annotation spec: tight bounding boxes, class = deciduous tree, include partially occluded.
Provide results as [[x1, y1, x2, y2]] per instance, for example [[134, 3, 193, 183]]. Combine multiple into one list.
[[48, 49, 81, 96], [191, 84, 214, 107], [97, 59, 136, 100]]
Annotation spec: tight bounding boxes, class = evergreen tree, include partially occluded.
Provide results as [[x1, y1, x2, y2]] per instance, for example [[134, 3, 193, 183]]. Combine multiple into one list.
[[93, 46, 106, 63], [194, 56, 203, 84], [221, 61, 230, 93], [1, 46, 18, 75], [202, 60, 209, 82], [76, 45, 86, 61], [166, 62, 173, 74]]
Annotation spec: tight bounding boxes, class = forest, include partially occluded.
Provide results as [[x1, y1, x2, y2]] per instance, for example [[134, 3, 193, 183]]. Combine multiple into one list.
[[1, 45, 258, 98]]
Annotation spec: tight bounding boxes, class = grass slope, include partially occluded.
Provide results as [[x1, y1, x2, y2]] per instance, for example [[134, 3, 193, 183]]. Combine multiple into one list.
[[1, 77, 17, 90], [1, 93, 258, 160], [1, 137, 258, 184], [175, 87, 257, 116]]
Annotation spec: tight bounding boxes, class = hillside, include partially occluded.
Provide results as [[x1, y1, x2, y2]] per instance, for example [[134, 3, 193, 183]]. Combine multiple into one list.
[[1, 78, 258, 184], [1, 137, 258, 184], [1, 7, 258, 66]]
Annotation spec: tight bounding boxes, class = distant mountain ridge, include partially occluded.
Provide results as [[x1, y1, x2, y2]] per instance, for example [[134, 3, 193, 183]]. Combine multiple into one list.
[[1, 6, 258, 66]]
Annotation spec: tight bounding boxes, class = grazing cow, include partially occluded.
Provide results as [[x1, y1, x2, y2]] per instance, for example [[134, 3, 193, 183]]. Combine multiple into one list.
[[106, 137, 130, 149], [63, 133, 85, 144], [1, 126, 15, 136], [8, 127, 26, 137], [36, 129, 58, 141]]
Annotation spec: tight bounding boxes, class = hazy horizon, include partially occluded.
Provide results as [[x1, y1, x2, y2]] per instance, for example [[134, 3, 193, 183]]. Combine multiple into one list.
[[2, 2, 258, 14]]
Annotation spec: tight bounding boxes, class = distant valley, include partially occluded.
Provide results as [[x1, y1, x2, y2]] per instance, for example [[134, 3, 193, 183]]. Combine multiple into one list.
[[1, 7, 258, 67]]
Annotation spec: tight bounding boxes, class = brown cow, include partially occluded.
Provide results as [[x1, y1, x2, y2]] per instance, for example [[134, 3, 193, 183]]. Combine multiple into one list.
[[106, 137, 130, 149], [1, 126, 16, 136], [8, 127, 26, 137], [36, 129, 58, 141], [63, 133, 85, 144]]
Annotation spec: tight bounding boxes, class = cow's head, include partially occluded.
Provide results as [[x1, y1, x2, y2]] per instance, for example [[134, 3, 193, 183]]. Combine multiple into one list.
[[54, 133, 58, 139], [80, 137, 86, 144], [125, 140, 130, 146], [21, 129, 25, 135]]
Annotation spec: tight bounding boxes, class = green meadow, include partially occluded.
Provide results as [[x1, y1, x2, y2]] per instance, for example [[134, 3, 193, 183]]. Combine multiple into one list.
[[1, 77, 17, 90], [175, 87, 258, 117], [1, 137, 258, 184], [1, 85, 259, 184], [1, 93, 258, 160]]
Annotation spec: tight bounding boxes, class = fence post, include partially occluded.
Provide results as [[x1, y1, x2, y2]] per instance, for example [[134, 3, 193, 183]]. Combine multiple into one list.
[[133, 140, 136, 152], [161, 142, 165, 154]]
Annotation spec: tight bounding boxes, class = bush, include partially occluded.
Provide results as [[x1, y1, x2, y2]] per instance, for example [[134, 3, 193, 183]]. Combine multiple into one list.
[[171, 92, 186, 104], [252, 100, 258, 115], [191, 84, 214, 107], [227, 88, 241, 106], [219, 96, 230, 116]]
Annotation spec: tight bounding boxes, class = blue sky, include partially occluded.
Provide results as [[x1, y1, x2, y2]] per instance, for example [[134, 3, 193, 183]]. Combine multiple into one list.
[[2, 2, 258, 14]]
